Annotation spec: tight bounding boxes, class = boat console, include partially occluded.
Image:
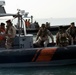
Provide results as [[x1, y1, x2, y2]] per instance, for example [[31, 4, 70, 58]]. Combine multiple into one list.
[[13, 34, 33, 49]]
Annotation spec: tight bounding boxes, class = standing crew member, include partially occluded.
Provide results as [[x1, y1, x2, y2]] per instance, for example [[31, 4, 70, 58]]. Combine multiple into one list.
[[5, 20, 16, 49], [0, 23, 6, 47], [66, 22, 76, 45]]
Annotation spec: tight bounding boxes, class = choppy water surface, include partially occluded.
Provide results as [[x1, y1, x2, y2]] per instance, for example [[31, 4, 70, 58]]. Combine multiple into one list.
[[0, 65, 76, 75]]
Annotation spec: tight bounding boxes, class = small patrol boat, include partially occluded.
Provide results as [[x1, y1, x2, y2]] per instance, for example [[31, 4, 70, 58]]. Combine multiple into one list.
[[14, 8, 70, 35], [0, 1, 76, 68]]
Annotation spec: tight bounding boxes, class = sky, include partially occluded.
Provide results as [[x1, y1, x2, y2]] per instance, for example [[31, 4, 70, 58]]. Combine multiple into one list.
[[2, 0, 76, 19]]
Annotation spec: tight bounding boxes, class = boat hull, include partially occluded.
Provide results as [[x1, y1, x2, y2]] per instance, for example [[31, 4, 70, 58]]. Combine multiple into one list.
[[26, 25, 70, 34], [0, 45, 76, 67]]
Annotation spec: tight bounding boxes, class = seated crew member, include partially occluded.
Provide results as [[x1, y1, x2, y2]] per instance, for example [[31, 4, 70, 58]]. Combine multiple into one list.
[[0, 23, 6, 47], [5, 20, 16, 49], [66, 22, 76, 45], [35, 24, 54, 47], [56, 26, 71, 47]]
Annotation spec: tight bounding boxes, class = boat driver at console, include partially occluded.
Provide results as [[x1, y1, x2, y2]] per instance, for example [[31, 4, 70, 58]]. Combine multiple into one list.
[[5, 20, 16, 49], [35, 24, 54, 47]]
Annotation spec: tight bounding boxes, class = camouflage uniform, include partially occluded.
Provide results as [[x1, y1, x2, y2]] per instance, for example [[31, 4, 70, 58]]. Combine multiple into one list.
[[66, 27, 76, 45], [56, 26, 71, 47], [35, 24, 54, 47], [5, 20, 16, 49]]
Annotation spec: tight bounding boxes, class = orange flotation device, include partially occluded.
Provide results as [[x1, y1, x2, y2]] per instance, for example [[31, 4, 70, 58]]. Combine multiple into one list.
[[0, 28, 5, 40]]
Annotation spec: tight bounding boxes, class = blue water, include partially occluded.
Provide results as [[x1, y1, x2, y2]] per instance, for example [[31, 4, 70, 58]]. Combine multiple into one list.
[[0, 65, 76, 75]]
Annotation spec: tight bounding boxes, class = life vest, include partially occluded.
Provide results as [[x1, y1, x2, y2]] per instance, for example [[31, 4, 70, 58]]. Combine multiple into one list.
[[39, 28, 48, 37], [25, 20, 28, 27], [58, 32, 69, 46], [69, 27, 76, 39], [27, 21, 30, 27], [0, 28, 5, 40], [6, 26, 16, 38]]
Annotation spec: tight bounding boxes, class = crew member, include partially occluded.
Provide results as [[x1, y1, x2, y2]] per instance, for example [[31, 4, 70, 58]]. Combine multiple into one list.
[[5, 20, 16, 49], [66, 22, 76, 45], [0, 23, 6, 47], [56, 26, 71, 47], [35, 24, 54, 47]]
